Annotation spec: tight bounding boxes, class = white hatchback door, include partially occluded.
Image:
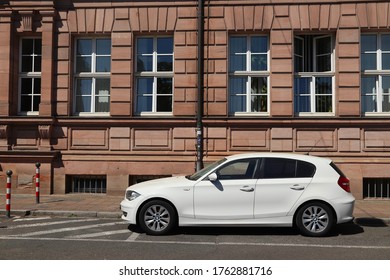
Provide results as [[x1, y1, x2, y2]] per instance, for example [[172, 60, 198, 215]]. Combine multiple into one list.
[[194, 158, 259, 220], [254, 158, 315, 218]]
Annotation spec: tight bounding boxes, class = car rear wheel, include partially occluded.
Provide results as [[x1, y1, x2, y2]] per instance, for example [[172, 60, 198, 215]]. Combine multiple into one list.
[[138, 200, 176, 235], [296, 202, 334, 237]]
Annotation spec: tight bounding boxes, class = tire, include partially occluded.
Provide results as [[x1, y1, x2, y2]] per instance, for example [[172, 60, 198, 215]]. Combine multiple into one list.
[[138, 200, 177, 235], [296, 202, 334, 237]]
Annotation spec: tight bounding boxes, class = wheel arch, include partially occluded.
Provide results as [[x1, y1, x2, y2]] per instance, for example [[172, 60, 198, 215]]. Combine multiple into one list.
[[292, 199, 337, 228], [136, 197, 179, 226]]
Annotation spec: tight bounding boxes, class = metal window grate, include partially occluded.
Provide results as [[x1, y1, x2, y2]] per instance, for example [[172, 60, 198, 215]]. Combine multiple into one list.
[[67, 175, 107, 194], [363, 178, 390, 199]]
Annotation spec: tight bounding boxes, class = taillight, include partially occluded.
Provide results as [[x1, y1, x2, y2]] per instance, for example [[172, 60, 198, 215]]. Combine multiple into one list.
[[338, 176, 351, 193]]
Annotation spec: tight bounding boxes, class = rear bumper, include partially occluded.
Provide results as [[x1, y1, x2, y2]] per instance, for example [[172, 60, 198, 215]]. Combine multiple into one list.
[[334, 196, 355, 224]]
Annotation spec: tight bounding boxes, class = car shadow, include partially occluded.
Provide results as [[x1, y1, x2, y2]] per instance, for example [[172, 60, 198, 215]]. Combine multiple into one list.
[[354, 217, 389, 227], [128, 221, 365, 237], [332, 221, 365, 236]]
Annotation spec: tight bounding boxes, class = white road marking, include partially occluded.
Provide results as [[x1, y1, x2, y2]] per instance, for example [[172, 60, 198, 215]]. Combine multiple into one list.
[[6, 218, 100, 229], [67, 229, 130, 239], [14, 217, 51, 222], [126, 232, 140, 241], [10, 221, 128, 237], [0, 235, 389, 250]]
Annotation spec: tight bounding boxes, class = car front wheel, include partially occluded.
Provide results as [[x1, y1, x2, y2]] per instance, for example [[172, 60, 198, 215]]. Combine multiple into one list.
[[138, 200, 176, 235], [296, 202, 334, 237]]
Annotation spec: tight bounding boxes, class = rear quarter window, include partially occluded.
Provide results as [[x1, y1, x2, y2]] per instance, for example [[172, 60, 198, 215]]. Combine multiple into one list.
[[296, 160, 316, 177]]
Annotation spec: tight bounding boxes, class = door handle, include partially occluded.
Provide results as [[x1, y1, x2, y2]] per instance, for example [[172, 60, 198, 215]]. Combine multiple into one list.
[[290, 185, 304, 191], [240, 186, 255, 192]]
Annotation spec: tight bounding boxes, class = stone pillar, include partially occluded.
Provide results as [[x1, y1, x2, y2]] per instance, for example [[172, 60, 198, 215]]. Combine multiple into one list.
[[337, 4, 361, 117], [270, 5, 293, 117], [111, 8, 132, 116], [40, 11, 55, 116], [0, 11, 12, 116]]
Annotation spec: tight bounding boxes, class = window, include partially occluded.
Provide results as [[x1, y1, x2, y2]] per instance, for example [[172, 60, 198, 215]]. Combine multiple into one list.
[[129, 175, 170, 185], [135, 36, 173, 115], [217, 159, 259, 180], [363, 178, 390, 199], [294, 35, 334, 115], [66, 175, 107, 194], [262, 158, 316, 179], [361, 34, 390, 114], [19, 38, 41, 115], [74, 38, 111, 115], [229, 35, 269, 115]]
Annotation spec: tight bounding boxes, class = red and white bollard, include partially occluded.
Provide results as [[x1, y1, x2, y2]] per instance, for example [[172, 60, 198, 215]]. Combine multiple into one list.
[[35, 162, 41, 204], [6, 170, 12, 218]]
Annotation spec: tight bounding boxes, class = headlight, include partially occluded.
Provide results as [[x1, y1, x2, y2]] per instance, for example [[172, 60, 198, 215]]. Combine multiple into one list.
[[126, 190, 141, 201]]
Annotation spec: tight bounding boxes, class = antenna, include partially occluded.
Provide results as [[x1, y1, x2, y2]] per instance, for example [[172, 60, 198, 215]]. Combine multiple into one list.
[[306, 137, 324, 155]]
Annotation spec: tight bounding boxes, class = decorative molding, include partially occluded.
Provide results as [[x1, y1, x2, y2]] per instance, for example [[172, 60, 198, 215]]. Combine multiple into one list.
[[0, 125, 8, 139], [38, 125, 52, 140], [21, 13, 33, 32]]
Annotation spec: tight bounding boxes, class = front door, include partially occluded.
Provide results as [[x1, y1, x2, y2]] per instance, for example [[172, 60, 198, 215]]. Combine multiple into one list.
[[194, 158, 259, 220]]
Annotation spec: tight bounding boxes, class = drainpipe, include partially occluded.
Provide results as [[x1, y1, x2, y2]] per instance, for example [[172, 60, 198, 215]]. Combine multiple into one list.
[[196, 0, 204, 171]]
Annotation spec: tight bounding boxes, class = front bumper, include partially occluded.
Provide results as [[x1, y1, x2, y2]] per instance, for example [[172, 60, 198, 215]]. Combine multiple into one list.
[[120, 199, 137, 224]]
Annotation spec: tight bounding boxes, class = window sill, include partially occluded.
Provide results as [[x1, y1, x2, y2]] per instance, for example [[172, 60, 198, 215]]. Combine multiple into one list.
[[296, 113, 335, 117], [18, 112, 39, 116], [232, 112, 269, 117], [74, 113, 111, 117], [363, 112, 390, 117], [138, 112, 173, 117]]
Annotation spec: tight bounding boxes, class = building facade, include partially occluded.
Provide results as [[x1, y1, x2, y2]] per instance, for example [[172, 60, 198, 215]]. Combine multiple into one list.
[[0, 0, 390, 199]]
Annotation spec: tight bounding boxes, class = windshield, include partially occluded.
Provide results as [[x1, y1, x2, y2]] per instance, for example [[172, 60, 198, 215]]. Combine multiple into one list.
[[187, 158, 227, 181]]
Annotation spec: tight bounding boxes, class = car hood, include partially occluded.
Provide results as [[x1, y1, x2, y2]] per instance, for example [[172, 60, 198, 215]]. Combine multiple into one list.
[[127, 176, 192, 193]]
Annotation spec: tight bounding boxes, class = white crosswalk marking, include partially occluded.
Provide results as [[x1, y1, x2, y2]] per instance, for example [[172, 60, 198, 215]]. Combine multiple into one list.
[[11, 221, 128, 237], [126, 232, 140, 241], [67, 229, 130, 239], [7, 218, 100, 229], [14, 217, 51, 222]]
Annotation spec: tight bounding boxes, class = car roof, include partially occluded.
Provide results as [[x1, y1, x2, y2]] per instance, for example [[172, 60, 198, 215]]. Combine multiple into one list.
[[225, 152, 331, 164]]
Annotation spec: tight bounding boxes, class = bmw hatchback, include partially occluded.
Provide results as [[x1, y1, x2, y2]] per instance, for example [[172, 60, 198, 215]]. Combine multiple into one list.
[[120, 153, 355, 237]]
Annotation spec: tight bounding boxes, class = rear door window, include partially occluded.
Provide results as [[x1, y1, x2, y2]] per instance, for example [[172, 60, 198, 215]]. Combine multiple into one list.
[[263, 158, 296, 178], [262, 158, 316, 179]]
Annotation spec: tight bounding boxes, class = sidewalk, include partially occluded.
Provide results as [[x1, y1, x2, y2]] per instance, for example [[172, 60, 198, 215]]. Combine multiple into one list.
[[0, 194, 122, 219], [0, 194, 389, 225]]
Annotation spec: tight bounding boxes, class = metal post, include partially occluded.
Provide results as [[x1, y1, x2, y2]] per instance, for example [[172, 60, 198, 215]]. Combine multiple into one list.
[[6, 170, 12, 218], [35, 162, 41, 204], [196, 0, 204, 171]]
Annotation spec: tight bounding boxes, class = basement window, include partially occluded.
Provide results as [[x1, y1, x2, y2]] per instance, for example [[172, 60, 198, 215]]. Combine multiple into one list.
[[363, 178, 390, 199], [129, 175, 170, 185], [66, 175, 107, 194]]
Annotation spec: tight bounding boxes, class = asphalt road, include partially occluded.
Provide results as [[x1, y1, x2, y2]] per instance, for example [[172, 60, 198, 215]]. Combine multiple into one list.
[[0, 216, 389, 260]]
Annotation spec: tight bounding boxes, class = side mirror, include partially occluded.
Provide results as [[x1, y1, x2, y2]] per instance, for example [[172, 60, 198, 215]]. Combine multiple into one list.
[[208, 172, 218, 182]]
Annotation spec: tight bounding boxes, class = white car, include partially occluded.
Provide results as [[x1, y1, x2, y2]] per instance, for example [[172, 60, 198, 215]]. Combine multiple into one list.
[[120, 153, 355, 237]]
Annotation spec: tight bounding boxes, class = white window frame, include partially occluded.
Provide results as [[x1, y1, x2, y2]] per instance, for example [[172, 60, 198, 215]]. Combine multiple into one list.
[[19, 37, 42, 116], [294, 35, 335, 116], [135, 36, 174, 116], [229, 35, 270, 116], [361, 33, 390, 116], [73, 38, 111, 116]]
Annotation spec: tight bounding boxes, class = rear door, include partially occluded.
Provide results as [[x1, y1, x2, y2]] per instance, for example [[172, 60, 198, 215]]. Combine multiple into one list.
[[254, 158, 315, 218]]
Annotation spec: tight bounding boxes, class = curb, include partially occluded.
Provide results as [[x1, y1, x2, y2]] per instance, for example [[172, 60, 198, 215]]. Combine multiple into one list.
[[0, 209, 122, 219]]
